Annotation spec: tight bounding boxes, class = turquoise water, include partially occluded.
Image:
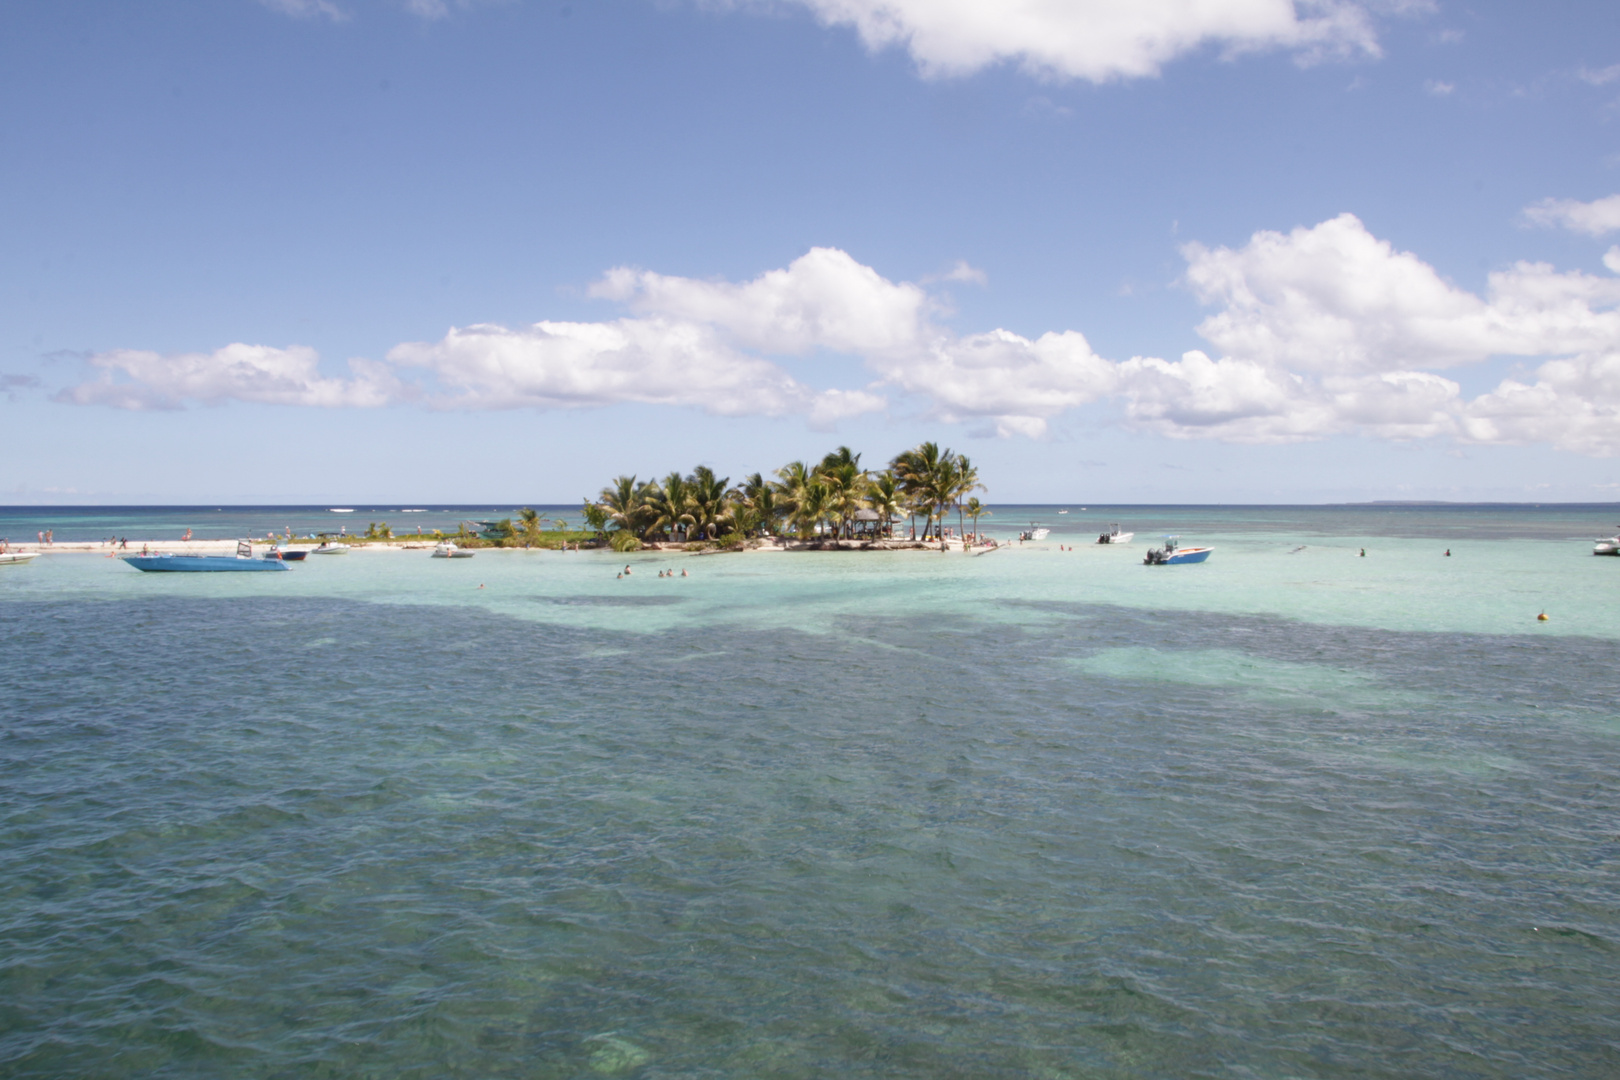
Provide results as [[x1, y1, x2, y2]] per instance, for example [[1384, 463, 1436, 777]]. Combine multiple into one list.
[[3, 507, 1619, 1077]]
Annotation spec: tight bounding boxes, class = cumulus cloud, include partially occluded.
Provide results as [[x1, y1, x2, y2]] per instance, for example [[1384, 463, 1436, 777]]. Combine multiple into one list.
[[1524, 194, 1620, 236], [1158, 213, 1620, 450], [386, 316, 884, 423], [59, 344, 401, 410], [590, 247, 930, 357], [58, 217, 1620, 453], [761, 0, 1405, 83]]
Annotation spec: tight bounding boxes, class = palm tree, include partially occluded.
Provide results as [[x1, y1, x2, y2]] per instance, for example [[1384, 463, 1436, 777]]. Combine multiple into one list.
[[517, 507, 542, 545], [964, 497, 989, 541], [866, 471, 902, 538], [952, 455, 984, 540], [599, 475, 649, 537], [892, 442, 949, 540], [789, 480, 830, 540], [739, 472, 782, 536], [686, 465, 732, 540], [820, 460, 867, 539], [644, 472, 694, 541]]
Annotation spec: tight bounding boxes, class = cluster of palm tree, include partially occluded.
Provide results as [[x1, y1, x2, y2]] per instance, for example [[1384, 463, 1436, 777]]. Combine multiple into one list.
[[582, 443, 987, 549]]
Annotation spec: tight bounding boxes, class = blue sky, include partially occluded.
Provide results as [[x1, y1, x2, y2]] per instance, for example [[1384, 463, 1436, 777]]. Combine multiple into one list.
[[3, 0, 1619, 504]]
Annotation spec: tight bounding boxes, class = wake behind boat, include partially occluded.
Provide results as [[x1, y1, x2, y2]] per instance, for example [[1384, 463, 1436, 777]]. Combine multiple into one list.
[[123, 540, 290, 572], [1144, 536, 1212, 565]]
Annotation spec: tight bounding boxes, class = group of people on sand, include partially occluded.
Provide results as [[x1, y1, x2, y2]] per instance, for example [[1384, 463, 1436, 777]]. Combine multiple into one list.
[[616, 564, 689, 580]]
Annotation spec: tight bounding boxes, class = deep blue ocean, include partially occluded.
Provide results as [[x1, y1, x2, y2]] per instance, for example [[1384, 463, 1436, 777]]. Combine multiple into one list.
[[3, 505, 1618, 1077]]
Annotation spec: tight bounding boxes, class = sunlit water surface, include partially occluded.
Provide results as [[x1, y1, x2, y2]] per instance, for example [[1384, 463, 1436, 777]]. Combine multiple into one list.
[[3, 506, 1618, 1077]]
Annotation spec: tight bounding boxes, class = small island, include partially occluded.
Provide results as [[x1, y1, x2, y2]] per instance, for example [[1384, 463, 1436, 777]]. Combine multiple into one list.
[[575, 442, 989, 553]]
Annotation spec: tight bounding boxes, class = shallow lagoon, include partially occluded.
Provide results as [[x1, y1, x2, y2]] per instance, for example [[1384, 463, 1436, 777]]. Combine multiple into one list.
[[2, 506, 1618, 1077]]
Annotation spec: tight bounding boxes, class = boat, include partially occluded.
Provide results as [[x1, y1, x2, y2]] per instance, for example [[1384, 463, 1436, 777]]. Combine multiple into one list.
[[1019, 525, 1051, 542], [1057, 509, 1068, 514], [432, 542, 475, 559], [264, 548, 309, 562], [1097, 524, 1134, 545], [0, 551, 38, 566], [1144, 536, 1212, 565], [123, 539, 290, 573], [1595, 529, 1620, 556], [310, 541, 350, 554]]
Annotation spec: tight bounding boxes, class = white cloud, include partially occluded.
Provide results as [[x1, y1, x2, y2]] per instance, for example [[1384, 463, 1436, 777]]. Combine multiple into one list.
[[60, 344, 400, 410], [258, 0, 347, 20], [386, 316, 884, 422], [1155, 213, 1620, 450], [1578, 63, 1620, 86], [590, 247, 930, 357], [1424, 79, 1454, 95], [763, 0, 1403, 83], [870, 329, 1117, 437], [1524, 194, 1620, 236], [60, 220, 1620, 454]]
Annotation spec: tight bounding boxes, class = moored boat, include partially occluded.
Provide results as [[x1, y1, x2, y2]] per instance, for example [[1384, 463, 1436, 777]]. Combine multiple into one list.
[[1144, 536, 1212, 565], [123, 540, 290, 572], [1594, 529, 1620, 556], [0, 551, 38, 566], [311, 541, 349, 554], [263, 548, 309, 561], [1097, 523, 1134, 544], [432, 542, 475, 559], [1019, 525, 1051, 541]]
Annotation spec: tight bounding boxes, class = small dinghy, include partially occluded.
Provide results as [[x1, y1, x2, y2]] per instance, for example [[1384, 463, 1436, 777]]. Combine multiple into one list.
[[123, 540, 290, 572], [1144, 536, 1212, 565]]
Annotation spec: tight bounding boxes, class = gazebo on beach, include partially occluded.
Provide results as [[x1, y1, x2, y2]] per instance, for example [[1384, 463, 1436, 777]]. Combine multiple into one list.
[[849, 508, 890, 539]]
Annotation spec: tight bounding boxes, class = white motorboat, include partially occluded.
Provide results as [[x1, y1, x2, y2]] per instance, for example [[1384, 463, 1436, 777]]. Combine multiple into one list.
[[1097, 523, 1134, 545], [0, 551, 39, 566], [432, 542, 475, 559], [311, 541, 350, 555], [1019, 525, 1050, 541], [1595, 528, 1620, 556]]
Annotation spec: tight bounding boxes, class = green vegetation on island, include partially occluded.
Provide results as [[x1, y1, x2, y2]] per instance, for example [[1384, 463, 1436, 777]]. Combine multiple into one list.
[[580, 442, 986, 551]]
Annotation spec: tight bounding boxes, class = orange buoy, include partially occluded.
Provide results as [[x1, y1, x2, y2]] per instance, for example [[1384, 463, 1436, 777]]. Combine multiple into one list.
[[1537, 612, 1549, 622]]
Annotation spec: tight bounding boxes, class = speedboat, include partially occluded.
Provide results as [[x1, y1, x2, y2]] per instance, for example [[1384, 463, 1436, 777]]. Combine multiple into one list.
[[311, 541, 349, 554], [123, 540, 290, 572], [1097, 523, 1134, 544], [264, 547, 308, 562], [432, 542, 475, 559], [1144, 536, 1212, 565], [0, 551, 38, 566], [1595, 529, 1620, 556], [1019, 525, 1051, 541]]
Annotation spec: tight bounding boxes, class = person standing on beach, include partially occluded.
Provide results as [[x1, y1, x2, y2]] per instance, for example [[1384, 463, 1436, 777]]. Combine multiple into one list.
[[45, 530, 52, 546]]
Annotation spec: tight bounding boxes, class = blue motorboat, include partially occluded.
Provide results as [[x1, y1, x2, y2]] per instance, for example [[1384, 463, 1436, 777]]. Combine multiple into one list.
[[1144, 536, 1212, 565], [122, 540, 290, 572]]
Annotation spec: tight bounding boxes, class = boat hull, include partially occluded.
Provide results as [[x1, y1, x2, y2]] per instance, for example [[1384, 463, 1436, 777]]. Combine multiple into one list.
[[1595, 541, 1619, 556], [1162, 547, 1212, 564], [122, 555, 290, 572], [1097, 533, 1134, 544], [0, 552, 39, 566]]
